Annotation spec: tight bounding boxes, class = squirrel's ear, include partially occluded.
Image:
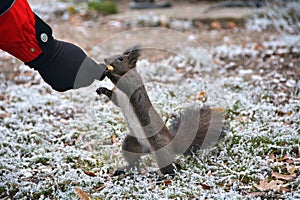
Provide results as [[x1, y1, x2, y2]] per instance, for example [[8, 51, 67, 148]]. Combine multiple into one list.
[[123, 45, 141, 68]]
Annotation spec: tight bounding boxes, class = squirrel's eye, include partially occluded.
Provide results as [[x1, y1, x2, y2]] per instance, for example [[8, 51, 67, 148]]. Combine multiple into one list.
[[117, 57, 123, 61]]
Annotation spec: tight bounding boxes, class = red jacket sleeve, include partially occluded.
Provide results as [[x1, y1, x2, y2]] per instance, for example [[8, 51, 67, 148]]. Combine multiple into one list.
[[0, 0, 42, 62]]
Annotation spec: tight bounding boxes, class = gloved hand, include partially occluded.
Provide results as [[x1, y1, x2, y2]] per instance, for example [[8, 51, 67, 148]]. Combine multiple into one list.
[[27, 39, 106, 91], [26, 14, 106, 91]]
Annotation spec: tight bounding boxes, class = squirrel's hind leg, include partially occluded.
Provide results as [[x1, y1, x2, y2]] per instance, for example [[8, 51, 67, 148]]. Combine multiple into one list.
[[113, 134, 151, 176]]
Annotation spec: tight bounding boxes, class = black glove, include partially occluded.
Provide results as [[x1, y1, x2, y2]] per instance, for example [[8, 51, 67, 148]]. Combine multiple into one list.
[[26, 14, 105, 92]]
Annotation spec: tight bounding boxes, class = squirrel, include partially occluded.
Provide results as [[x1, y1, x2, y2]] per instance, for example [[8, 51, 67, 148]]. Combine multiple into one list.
[[96, 46, 224, 176]]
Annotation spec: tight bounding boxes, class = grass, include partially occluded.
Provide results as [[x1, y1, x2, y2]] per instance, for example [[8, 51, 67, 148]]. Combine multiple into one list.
[[1, 43, 299, 198], [0, 1, 299, 199], [88, 0, 118, 15]]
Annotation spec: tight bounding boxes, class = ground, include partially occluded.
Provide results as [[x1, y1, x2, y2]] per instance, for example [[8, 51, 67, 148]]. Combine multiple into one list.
[[0, 0, 299, 199]]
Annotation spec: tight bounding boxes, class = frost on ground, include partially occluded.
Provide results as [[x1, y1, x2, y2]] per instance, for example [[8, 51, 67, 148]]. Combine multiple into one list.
[[1, 2, 300, 200]]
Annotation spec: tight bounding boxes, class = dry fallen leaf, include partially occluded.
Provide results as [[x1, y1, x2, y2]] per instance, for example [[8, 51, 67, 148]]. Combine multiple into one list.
[[112, 135, 118, 144], [213, 59, 222, 65], [0, 95, 5, 101], [277, 154, 289, 162], [84, 171, 96, 177], [198, 91, 207, 102], [0, 112, 11, 118], [255, 179, 291, 193], [271, 171, 296, 181], [24, 71, 33, 77], [195, 21, 204, 30], [254, 44, 266, 50], [164, 179, 172, 186], [211, 21, 222, 30], [286, 158, 294, 164], [225, 21, 237, 29], [269, 153, 275, 162], [95, 185, 106, 191], [280, 186, 291, 192], [149, 179, 156, 189], [277, 154, 295, 164], [255, 179, 284, 191], [75, 188, 90, 200], [287, 165, 297, 174], [200, 183, 211, 190]]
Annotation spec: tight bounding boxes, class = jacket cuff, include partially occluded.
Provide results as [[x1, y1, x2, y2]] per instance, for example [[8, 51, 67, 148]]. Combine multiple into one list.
[[0, 0, 16, 16]]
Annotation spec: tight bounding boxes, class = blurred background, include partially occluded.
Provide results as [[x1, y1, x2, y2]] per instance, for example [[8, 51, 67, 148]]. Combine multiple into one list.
[[1, 1, 299, 199], [1, 0, 297, 76]]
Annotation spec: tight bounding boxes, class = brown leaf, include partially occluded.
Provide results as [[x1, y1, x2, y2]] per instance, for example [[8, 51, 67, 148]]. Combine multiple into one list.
[[213, 59, 222, 65], [286, 158, 294, 164], [277, 154, 289, 162], [287, 165, 297, 174], [268, 153, 275, 161], [246, 192, 266, 198], [225, 21, 237, 29], [200, 183, 211, 190], [195, 21, 204, 30], [276, 154, 296, 164], [0, 95, 5, 101], [84, 171, 96, 177], [198, 91, 207, 102], [24, 71, 33, 77], [95, 185, 106, 191], [164, 179, 172, 186], [254, 179, 284, 191], [271, 171, 296, 181], [112, 135, 118, 144], [211, 21, 222, 30], [0, 112, 11, 118], [280, 186, 291, 192], [75, 188, 90, 200], [149, 179, 156, 189], [254, 44, 266, 50]]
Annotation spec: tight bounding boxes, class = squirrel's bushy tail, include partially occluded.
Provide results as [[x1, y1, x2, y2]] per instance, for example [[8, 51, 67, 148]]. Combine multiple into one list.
[[170, 106, 224, 155]]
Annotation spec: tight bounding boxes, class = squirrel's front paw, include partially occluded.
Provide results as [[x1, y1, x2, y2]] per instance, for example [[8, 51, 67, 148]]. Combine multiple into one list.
[[96, 87, 112, 99]]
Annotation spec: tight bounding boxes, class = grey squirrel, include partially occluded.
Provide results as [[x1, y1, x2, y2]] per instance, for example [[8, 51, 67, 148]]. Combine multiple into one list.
[[96, 46, 224, 175]]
